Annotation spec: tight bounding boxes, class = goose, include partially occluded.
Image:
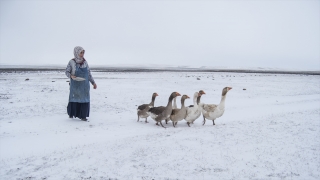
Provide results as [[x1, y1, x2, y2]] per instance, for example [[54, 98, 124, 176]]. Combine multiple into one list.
[[192, 90, 205, 124], [147, 92, 181, 128], [170, 95, 190, 127], [137, 92, 158, 123], [201, 87, 232, 126], [184, 90, 206, 127], [165, 96, 178, 124]]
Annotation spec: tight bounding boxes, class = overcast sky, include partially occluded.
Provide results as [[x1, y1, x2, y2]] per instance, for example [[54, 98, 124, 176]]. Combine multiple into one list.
[[0, 0, 319, 70]]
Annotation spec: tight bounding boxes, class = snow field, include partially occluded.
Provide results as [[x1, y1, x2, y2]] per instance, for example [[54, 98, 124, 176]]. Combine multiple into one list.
[[0, 71, 319, 179]]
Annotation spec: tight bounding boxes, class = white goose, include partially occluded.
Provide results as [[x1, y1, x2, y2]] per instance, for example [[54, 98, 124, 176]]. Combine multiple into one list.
[[184, 90, 206, 127], [201, 87, 232, 125], [192, 90, 205, 124]]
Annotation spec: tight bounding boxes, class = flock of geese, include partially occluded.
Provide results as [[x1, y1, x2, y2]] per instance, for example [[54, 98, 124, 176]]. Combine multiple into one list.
[[137, 87, 232, 128]]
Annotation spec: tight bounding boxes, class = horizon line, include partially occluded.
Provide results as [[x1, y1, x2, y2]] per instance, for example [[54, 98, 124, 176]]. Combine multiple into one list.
[[0, 65, 319, 75]]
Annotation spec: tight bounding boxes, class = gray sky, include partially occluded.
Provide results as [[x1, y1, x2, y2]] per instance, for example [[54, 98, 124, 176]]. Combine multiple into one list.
[[0, 0, 319, 70]]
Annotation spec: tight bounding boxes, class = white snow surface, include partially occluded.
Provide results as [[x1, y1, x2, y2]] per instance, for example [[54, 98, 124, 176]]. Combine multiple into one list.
[[0, 71, 319, 179]]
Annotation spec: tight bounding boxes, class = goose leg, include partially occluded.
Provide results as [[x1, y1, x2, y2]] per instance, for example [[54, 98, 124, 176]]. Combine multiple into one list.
[[202, 115, 206, 125], [159, 121, 166, 128], [137, 115, 139, 122], [187, 122, 190, 127], [172, 121, 175, 127], [156, 122, 159, 126], [145, 117, 148, 123], [213, 119, 215, 125], [175, 122, 178, 126]]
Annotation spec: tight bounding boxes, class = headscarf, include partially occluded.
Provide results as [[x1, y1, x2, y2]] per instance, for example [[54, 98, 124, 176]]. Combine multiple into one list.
[[73, 46, 85, 64]]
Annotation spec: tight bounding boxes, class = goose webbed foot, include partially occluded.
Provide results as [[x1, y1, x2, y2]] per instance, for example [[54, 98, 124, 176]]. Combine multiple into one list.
[[187, 122, 190, 127], [156, 122, 159, 126]]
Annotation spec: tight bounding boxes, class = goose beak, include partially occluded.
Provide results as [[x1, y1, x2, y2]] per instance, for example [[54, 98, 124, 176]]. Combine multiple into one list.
[[176, 92, 181, 96], [186, 95, 190, 99], [156, 93, 159, 96], [228, 87, 232, 90]]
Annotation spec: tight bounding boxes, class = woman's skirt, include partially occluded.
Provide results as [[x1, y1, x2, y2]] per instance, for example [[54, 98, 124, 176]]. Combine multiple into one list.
[[67, 102, 90, 119]]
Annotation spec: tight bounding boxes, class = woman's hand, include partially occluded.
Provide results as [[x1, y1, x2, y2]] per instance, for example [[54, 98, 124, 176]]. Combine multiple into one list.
[[71, 75, 76, 79], [93, 83, 97, 89]]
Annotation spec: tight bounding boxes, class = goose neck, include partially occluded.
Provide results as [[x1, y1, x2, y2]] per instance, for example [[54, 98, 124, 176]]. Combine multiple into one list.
[[150, 96, 156, 106], [193, 97, 198, 106], [219, 95, 226, 106], [173, 97, 177, 108], [167, 96, 174, 108], [181, 98, 186, 108]]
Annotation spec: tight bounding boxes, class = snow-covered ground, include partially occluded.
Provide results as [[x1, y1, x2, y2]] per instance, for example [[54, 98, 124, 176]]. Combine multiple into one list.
[[0, 70, 319, 179]]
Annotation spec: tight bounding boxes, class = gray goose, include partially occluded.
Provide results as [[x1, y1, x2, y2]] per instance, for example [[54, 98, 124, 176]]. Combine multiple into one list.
[[147, 92, 181, 128], [201, 87, 232, 125], [165, 96, 177, 124], [170, 95, 190, 127], [137, 92, 158, 123]]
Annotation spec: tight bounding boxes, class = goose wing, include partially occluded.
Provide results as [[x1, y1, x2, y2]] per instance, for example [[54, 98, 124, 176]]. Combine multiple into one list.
[[138, 104, 149, 110], [171, 108, 179, 115], [149, 106, 166, 115], [203, 104, 218, 112]]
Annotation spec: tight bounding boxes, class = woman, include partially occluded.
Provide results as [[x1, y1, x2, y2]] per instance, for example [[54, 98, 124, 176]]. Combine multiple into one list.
[[65, 46, 97, 121]]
